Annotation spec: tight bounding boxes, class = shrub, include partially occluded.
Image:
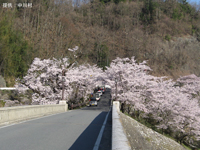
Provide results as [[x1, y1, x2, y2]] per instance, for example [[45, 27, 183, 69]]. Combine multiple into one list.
[[0, 100, 6, 107], [165, 34, 171, 41]]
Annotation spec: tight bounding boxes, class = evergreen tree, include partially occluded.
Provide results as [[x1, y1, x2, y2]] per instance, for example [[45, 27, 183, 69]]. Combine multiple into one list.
[[0, 15, 33, 86]]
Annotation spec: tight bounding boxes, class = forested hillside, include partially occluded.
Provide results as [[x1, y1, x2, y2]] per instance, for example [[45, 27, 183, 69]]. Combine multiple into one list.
[[0, 0, 200, 86]]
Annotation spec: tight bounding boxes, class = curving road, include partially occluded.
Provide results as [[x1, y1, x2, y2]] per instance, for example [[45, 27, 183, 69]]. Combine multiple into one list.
[[0, 89, 112, 150]]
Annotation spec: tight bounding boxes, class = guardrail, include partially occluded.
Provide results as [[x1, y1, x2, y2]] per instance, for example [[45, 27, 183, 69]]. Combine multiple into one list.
[[0, 87, 17, 90], [0, 104, 68, 126], [112, 101, 131, 150], [0, 87, 29, 90]]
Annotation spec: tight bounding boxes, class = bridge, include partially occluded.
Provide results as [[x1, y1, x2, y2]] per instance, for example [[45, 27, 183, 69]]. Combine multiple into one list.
[[0, 88, 187, 150], [0, 88, 130, 150]]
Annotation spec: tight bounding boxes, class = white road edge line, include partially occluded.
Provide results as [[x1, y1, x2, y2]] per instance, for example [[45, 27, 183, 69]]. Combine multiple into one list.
[[93, 106, 111, 150]]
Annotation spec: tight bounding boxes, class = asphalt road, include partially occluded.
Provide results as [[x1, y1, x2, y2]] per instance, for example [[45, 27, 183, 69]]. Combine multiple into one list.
[[0, 89, 112, 150]]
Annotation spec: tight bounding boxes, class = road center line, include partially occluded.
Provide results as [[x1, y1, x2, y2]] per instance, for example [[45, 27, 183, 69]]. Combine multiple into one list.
[[93, 106, 111, 150]]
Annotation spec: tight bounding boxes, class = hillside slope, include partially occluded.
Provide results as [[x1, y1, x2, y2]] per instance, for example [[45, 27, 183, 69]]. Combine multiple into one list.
[[0, 0, 200, 85]]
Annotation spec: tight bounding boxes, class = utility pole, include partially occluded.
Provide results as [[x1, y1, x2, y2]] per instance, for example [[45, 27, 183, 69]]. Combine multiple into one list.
[[115, 78, 118, 101], [62, 70, 65, 100], [60, 69, 67, 104]]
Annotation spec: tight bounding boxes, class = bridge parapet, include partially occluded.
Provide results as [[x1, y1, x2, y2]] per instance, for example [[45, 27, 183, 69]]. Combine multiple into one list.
[[0, 104, 68, 126], [112, 101, 131, 150], [112, 101, 187, 150]]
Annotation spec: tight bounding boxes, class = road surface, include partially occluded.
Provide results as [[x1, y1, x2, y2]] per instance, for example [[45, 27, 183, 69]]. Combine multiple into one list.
[[0, 89, 112, 150]]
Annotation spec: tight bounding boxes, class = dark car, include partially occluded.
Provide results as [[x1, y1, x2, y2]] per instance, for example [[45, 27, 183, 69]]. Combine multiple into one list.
[[100, 88, 104, 94], [89, 97, 98, 106], [100, 86, 106, 93]]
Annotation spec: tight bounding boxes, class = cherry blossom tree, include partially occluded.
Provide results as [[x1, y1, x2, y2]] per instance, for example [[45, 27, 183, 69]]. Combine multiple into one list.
[[105, 57, 200, 146], [15, 54, 106, 105]]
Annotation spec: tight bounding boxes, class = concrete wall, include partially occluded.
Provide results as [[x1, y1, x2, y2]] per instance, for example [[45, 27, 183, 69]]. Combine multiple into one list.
[[0, 76, 6, 87], [0, 104, 68, 126], [112, 101, 131, 150]]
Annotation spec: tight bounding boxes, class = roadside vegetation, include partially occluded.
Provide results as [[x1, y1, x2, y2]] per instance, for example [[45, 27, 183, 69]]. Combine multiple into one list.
[[0, 100, 5, 107], [0, 89, 32, 106]]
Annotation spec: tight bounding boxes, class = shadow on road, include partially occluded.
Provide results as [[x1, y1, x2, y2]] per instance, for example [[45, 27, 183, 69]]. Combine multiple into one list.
[[69, 111, 111, 150]]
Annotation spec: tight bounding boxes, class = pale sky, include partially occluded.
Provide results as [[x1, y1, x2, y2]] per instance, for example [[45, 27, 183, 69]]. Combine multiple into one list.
[[188, 0, 200, 4]]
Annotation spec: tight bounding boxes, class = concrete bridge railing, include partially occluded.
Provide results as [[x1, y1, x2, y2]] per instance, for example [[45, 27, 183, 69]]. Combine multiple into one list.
[[0, 104, 68, 126], [112, 101, 131, 150]]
